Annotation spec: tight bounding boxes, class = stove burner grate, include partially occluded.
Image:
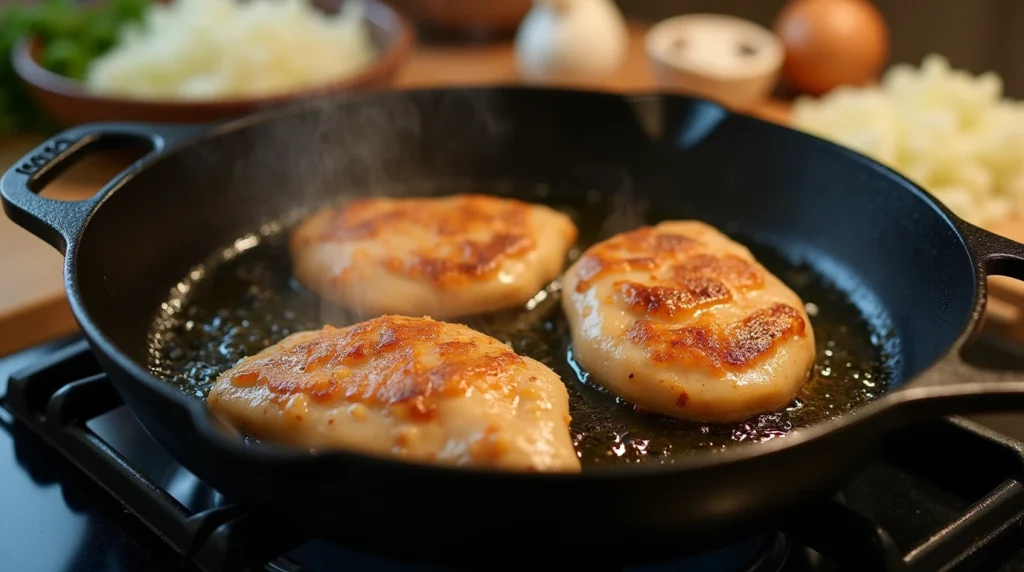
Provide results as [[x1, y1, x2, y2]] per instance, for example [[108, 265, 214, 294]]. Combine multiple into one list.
[[3, 338, 1024, 571]]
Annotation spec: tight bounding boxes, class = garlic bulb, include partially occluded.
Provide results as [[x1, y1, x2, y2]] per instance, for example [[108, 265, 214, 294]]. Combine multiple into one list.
[[514, 0, 628, 81]]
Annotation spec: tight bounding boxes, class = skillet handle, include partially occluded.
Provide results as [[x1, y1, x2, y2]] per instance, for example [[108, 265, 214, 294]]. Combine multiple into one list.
[[897, 221, 1024, 416], [0, 122, 205, 254]]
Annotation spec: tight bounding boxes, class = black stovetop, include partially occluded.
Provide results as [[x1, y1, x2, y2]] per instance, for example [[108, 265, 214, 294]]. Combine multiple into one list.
[[3, 335, 1024, 572]]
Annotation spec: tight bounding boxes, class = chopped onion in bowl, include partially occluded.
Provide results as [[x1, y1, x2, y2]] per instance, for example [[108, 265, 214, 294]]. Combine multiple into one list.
[[792, 55, 1024, 228], [84, 0, 377, 101]]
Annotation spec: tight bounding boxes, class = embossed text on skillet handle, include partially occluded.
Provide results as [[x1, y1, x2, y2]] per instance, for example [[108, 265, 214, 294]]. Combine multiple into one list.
[[0, 122, 206, 253]]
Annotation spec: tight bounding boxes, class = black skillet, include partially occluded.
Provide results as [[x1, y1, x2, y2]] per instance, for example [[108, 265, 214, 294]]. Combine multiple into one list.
[[5, 88, 1024, 567]]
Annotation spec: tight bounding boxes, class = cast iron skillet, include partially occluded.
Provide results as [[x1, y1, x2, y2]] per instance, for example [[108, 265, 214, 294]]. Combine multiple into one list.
[[5, 88, 1024, 567]]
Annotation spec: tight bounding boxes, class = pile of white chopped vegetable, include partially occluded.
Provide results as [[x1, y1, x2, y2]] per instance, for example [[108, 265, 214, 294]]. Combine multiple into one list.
[[792, 55, 1024, 227], [85, 0, 377, 101]]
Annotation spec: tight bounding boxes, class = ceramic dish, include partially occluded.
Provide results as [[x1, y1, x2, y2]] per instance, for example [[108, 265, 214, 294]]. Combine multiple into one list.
[[12, 0, 415, 126], [645, 13, 783, 110]]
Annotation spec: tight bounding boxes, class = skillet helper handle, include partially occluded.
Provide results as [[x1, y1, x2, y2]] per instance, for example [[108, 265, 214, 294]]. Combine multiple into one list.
[[961, 222, 1024, 276], [0, 122, 204, 254], [899, 221, 1024, 416]]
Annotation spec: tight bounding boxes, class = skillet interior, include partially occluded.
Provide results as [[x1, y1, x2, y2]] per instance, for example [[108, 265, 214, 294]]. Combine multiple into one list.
[[73, 88, 978, 461], [145, 177, 895, 463]]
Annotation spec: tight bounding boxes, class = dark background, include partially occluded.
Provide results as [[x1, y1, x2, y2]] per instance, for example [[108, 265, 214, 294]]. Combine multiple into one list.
[[620, 0, 1024, 97]]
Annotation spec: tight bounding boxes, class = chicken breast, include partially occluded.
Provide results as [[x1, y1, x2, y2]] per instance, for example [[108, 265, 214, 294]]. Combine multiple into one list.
[[207, 315, 581, 472], [562, 221, 815, 423], [290, 194, 578, 319]]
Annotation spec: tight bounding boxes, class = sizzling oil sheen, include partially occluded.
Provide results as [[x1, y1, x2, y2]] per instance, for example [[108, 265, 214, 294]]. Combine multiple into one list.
[[147, 181, 893, 466]]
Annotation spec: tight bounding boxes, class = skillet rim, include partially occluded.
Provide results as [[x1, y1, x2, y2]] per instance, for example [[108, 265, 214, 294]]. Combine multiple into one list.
[[61, 85, 982, 481]]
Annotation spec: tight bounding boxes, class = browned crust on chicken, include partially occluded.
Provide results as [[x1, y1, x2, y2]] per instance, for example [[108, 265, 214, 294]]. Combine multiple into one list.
[[574, 226, 766, 320], [220, 315, 524, 421], [672, 253, 764, 289], [573, 228, 700, 291], [573, 227, 763, 293], [573, 225, 808, 373], [625, 303, 807, 372], [615, 278, 732, 318], [290, 194, 554, 287]]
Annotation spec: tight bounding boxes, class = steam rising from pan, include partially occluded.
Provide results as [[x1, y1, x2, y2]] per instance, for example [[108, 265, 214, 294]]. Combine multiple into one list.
[[258, 91, 534, 328], [144, 90, 894, 462], [234, 90, 671, 333]]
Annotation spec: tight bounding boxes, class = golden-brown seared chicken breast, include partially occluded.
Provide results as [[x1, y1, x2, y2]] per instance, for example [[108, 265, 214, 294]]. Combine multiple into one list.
[[562, 221, 815, 423], [207, 315, 581, 472], [289, 194, 578, 319]]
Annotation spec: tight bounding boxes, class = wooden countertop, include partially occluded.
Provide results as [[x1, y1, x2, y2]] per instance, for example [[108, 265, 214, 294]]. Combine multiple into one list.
[[0, 136, 133, 355], [0, 23, 1020, 355], [391, 22, 793, 124]]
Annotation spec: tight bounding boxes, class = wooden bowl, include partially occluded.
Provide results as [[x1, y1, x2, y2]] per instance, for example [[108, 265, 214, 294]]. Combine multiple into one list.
[[12, 0, 415, 126], [386, 0, 530, 38]]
